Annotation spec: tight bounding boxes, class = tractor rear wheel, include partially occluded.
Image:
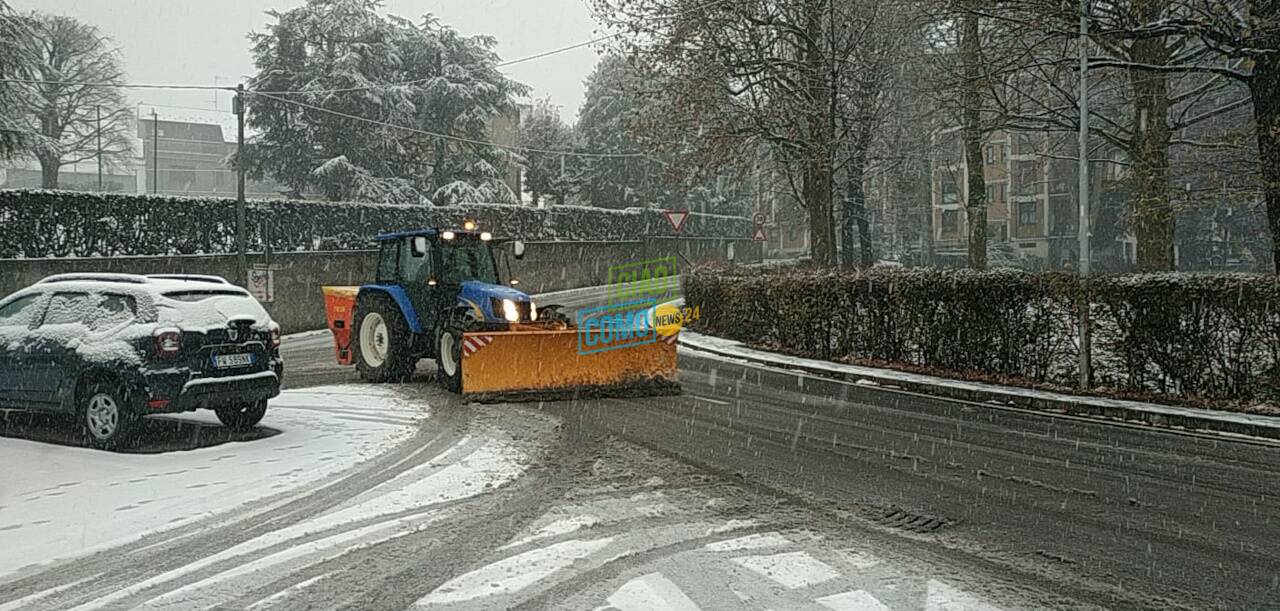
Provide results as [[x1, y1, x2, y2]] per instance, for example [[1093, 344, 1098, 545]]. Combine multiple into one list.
[[353, 294, 417, 383]]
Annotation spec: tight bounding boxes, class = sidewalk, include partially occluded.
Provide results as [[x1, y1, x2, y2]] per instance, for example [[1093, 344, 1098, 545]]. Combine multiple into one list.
[[679, 331, 1280, 443]]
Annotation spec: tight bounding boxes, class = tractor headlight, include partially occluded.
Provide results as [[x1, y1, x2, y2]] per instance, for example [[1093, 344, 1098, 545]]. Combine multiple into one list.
[[442, 231, 456, 241], [502, 299, 520, 323]]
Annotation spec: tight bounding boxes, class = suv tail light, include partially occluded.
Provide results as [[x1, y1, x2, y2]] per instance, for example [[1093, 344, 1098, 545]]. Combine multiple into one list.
[[154, 330, 182, 358], [270, 326, 281, 349]]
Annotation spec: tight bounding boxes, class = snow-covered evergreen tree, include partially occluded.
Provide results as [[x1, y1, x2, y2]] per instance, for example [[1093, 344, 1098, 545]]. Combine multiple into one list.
[[243, 0, 526, 204]]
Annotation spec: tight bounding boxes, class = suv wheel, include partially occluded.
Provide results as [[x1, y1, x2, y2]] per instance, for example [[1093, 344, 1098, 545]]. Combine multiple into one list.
[[353, 294, 417, 383], [80, 381, 136, 450], [216, 400, 267, 430]]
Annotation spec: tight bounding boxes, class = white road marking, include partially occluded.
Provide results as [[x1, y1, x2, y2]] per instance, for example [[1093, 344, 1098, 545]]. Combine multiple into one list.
[[703, 532, 791, 552], [502, 515, 601, 550], [926, 579, 1002, 610], [731, 551, 841, 589], [416, 537, 615, 606], [595, 572, 701, 611], [816, 590, 890, 611]]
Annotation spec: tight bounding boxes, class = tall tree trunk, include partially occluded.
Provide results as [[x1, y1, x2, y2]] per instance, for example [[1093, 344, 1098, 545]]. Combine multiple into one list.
[[38, 154, 59, 189], [1129, 0, 1175, 271], [1251, 53, 1280, 274], [841, 151, 874, 268], [806, 159, 837, 266], [804, 0, 837, 266], [961, 10, 987, 270]]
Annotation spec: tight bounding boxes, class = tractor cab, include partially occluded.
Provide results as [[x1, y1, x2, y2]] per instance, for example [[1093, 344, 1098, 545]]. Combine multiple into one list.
[[371, 226, 536, 332]]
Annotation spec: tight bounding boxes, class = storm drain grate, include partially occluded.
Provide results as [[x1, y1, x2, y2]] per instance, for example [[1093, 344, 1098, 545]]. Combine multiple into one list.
[[873, 508, 953, 533]]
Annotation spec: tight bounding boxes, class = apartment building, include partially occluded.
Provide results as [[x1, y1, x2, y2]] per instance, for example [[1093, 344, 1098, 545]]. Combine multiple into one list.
[[931, 129, 1133, 269]]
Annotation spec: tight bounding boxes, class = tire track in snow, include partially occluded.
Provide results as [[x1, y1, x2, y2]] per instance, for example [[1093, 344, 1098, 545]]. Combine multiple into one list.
[[0, 391, 469, 610]]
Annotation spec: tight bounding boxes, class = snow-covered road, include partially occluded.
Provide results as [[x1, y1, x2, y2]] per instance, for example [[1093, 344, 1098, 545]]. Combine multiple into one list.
[[0, 310, 1088, 611], [0, 385, 422, 578]]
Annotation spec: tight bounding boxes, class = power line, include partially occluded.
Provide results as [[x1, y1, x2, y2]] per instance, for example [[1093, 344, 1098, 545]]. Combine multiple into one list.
[[1, 0, 730, 98], [0, 78, 232, 91], [250, 0, 729, 97], [249, 90, 644, 159]]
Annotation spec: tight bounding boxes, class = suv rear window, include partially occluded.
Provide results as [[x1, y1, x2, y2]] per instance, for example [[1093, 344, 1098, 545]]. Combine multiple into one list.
[[41, 292, 91, 326], [163, 290, 250, 302], [88, 293, 138, 331]]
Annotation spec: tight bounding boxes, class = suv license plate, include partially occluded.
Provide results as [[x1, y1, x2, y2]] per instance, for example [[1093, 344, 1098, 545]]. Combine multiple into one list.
[[212, 353, 255, 369]]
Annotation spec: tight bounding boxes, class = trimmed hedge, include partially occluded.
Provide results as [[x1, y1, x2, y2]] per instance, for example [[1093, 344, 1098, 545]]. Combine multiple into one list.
[[685, 266, 1280, 404], [0, 190, 753, 258]]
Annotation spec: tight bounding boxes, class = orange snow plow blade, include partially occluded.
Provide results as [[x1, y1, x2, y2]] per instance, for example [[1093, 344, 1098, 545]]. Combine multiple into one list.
[[460, 329, 679, 399], [322, 286, 360, 366]]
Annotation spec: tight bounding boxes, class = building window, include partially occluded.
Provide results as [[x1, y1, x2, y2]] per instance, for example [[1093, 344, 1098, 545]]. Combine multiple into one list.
[[940, 173, 959, 205], [942, 210, 959, 233], [985, 145, 994, 164], [1018, 201, 1037, 226], [1014, 161, 1038, 196], [985, 182, 1006, 203], [987, 222, 1007, 242]]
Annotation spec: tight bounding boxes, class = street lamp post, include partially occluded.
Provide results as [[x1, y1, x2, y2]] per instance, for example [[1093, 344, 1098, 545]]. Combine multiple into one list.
[[1077, 0, 1092, 389], [234, 84, 247, 287], [152, 108, 158, 194]]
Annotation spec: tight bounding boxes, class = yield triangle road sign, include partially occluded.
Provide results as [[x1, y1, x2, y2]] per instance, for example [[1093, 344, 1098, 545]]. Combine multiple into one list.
[[753, 225, 768, 242], [664, 209, 690, 233]]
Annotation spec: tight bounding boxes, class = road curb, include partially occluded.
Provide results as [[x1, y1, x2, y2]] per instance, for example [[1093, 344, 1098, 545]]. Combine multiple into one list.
[[678, 332, 1280, 442]]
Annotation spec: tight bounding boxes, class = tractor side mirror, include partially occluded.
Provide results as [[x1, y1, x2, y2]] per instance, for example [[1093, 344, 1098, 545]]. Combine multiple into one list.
[[513, 240, 526, 260], [411, 236, 428, 257]]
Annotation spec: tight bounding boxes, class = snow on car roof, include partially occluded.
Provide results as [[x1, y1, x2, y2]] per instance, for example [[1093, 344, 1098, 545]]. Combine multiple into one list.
[[35, 273, 249, 296], [3, 274, 272, 331]]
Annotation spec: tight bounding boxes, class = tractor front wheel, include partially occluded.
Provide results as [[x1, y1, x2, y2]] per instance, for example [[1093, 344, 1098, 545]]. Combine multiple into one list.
[[353, 294, 417, 383], [436, 324, 464, 393]]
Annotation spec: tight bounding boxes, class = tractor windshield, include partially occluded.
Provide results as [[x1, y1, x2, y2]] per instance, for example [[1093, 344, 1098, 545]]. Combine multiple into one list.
[[438, 239, 500, 285]]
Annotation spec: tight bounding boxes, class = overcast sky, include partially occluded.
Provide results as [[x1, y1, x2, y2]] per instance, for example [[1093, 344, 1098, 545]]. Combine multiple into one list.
[[11, 0, 604, 123]]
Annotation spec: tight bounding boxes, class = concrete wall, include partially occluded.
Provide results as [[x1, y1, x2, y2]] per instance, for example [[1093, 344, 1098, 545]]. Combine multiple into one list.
[[0, 237, 761, 333]]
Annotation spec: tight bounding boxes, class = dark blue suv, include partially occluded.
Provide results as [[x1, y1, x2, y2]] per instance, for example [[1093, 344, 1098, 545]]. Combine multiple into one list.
[[0, 273, 283, 449]]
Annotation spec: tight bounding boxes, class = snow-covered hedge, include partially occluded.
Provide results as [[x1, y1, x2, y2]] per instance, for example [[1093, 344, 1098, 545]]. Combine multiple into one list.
[[0, 190, 753, 257], [685, 266, 1280, 405]]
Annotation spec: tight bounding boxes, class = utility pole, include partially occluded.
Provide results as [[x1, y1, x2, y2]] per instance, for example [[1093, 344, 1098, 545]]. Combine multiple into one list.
[[151, 108, 158, 194], [234, 84, 247, 286], [96, 105, 103, 191], [1077, 0, 1092, 389]]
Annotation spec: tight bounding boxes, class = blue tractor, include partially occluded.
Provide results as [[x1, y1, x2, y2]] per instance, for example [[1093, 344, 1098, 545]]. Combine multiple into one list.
[[323, 224, 678, 397]]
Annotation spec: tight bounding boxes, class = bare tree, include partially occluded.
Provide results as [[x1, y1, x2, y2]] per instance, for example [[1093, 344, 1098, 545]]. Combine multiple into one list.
[[1124, 0, 1280, 273], [948, 0, 1252, 271], [0, 1, 34, 160], [10, 12, 132, 189], [591, 0, 881, 266], [836, 0, 920, 268], [919, 0, 1022, 270]]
